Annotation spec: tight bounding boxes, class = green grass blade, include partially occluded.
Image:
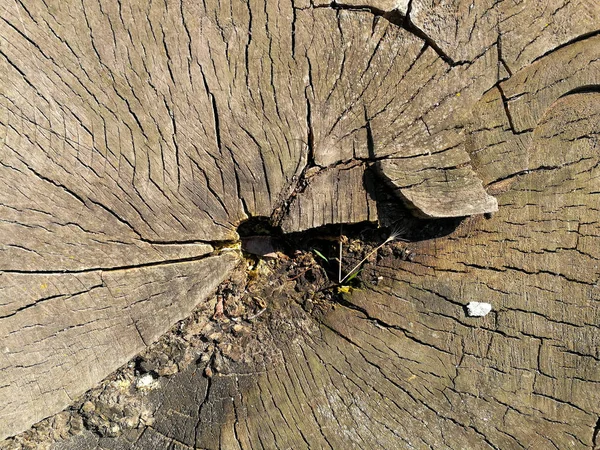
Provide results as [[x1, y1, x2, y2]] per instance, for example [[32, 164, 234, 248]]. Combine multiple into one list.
[[313, 249, 329, 262], [345, 269, 361, 282]]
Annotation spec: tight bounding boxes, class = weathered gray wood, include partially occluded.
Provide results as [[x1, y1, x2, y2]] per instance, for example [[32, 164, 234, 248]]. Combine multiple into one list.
[[296, 8, 498, 218], [0, 253, 237, 440], [1, 0, 599, 447], [281, 163, 377, 232], [76, 78, 600, 449], [501, 35, 600, 133]]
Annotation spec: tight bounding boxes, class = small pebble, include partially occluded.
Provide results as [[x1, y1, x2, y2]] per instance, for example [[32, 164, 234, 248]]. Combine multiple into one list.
[[208, 332, 223, 342], [466, 302, 492, 317], [140, 410, 155, 426], [81, 401, 96, 414], [135, 373, 158, 390]]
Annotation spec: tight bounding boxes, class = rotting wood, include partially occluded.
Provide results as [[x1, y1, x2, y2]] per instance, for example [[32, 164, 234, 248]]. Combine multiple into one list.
[[1, 0, 599, 447], [0, 253, 238, 440]]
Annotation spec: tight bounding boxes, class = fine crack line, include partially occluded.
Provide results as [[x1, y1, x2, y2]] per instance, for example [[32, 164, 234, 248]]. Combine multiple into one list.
[[530, 29, 600, 66], [322, 1, 467, 66], [0, 251, 236, 275]]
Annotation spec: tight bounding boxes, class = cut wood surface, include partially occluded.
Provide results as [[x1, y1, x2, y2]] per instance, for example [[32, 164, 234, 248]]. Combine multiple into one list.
[[1, 0, 599, 447]]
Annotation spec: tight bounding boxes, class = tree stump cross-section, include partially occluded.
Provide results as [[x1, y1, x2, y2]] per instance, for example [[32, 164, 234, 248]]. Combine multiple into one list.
[[1, 0, 600, 448]]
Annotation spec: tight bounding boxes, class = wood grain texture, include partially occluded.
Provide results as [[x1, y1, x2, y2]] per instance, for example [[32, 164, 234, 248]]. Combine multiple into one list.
[[281, 163, 377, 232], [1, 0, 599, 446], [66, 83, 600, 449], [0, 253, 238, 440], [296, 8, 498, 218]]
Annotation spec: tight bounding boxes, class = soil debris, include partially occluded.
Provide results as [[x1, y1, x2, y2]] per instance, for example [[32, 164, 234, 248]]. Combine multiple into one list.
[[1, 224, 415, 449]]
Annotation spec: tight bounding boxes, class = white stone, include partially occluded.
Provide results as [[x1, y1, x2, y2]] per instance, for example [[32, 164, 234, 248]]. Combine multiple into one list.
[[466, 302, 492, 317], [136, 373, 158, 390]]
